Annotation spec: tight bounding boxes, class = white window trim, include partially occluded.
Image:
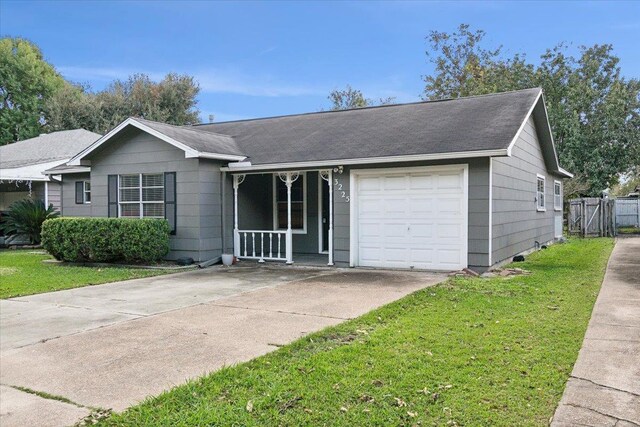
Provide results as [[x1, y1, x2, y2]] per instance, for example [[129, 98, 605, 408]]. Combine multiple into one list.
[[272, 172, 307, 234], [536, 174, 546, 212], [554, 180, 562, 211], [118, 173, 165, 219], [83, 181, 91, 204]]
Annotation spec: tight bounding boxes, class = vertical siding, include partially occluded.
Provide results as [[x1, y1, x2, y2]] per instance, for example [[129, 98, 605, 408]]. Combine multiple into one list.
[[60, 173, 93, 217], [491, 116, 561, 264], [86, 127, 217, 261], [332, 158, 491, 269]]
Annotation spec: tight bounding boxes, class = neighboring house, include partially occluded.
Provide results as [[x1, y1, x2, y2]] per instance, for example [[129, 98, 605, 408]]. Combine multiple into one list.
[[0, 129, 101, 212], [51, 88, 571, 272]]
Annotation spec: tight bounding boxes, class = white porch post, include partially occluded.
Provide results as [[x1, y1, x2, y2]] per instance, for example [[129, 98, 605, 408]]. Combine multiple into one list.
[[286, 173, 293, 264], [320, 170, 334, 266], [278, 172, 299, 264], [232, 174, 245, 258]]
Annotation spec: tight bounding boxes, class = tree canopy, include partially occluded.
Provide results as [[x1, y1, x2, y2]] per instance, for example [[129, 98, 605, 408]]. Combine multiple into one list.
[[423, 24, 640, 196], [0, 36, 201, 144], [44, 73, 201, 134], [328, 85, 395, 110], [0, 38, 66, 145]]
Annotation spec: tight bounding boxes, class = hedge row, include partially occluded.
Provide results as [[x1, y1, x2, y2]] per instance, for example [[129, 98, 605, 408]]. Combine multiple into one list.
[[41, 217, 170, 263]]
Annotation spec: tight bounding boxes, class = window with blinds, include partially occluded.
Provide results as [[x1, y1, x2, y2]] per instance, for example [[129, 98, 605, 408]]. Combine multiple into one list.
[[118, 173, 164, 218]]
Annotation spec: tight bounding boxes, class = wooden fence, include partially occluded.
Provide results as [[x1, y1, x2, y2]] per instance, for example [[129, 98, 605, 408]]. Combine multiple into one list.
[[568, 198, 616, 237], [615, 198, 640, 228]]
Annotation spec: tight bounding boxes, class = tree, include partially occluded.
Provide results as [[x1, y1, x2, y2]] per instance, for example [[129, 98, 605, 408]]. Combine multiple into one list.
[[0, 37, 65, 145], [44, 73, 201, 134], [328, 85, 395, 110], [423, 24, 640, 196], [43, 82, 102, 133]]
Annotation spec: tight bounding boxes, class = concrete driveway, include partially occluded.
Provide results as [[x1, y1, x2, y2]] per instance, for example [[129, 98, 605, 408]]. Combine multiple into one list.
[[0, 264, 445, 427], [551, 236, 640, 426]]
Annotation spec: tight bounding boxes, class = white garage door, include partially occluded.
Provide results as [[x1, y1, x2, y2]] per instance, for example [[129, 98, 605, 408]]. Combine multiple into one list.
[[353, 165, 468, 271]]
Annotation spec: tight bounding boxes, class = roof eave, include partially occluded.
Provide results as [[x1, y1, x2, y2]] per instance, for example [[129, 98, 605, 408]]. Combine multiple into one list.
[[221, 149, 508, 172], [68, 118, 246, 165]]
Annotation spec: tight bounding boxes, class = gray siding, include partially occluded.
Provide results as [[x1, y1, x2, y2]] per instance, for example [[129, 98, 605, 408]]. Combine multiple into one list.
[[333, 158, 491, 269], [85, 127, 223, 262], [47, 181, 62, 212], [60, 173, 93, 217], [491, 116, 562, 264]]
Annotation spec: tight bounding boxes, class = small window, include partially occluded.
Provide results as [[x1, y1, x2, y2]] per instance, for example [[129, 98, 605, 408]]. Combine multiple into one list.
[[83, 181, 91, 203], [536, 175, 546, 211], [554, 181, 562, 211], [76, 181, 91, 204], [118, 173, 164, 218], [273, 174, 306, 232]]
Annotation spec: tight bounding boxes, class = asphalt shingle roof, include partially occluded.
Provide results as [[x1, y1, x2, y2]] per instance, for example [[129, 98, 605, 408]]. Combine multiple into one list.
[[0, 129, 101, 169], [195, 88, 541, 165], [134, 118, 244, 157]]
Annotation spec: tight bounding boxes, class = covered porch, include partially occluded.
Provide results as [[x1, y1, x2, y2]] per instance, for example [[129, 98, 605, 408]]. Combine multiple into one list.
[[232, 170, 334, 265]]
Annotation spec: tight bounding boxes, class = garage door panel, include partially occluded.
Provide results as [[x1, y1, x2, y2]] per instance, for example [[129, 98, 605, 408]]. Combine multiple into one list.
[[409, 198, 435, 215], [409, 174, 434, 190], [437, 172, 462, 188], [436, 223, 463, 238], [408, 223, 433, 238], [358, 176, 382, 192], [356, 166, 467, 271], [383, 176, 407, 191], [410, 248, 435, 264], [437, 249, 463, 266]]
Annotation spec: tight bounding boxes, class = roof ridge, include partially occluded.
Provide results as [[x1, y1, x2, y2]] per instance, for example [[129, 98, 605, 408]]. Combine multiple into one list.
[[194, 87, 542, 126], [133, 117, 234, 138]]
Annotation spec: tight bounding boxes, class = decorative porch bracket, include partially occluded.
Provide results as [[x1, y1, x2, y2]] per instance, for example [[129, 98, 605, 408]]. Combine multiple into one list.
[[278, 172, 300, 264], [319, 169, 334, 266], [232, 174, 246, 258]]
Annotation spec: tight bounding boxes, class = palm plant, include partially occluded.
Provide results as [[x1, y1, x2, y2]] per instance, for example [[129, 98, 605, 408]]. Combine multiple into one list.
[[0, 198, 60, 244]]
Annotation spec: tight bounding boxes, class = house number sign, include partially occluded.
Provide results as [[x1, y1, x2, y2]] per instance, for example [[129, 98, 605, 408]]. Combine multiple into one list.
[[334, 178, 350, 202]]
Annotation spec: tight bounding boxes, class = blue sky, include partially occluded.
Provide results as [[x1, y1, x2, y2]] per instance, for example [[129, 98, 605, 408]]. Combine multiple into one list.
[[2, 1, 638, 122]]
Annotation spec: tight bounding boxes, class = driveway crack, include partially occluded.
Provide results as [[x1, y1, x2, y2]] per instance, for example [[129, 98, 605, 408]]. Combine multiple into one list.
[[570, 376, 640, 398], [208, 303, 349, 320], [563, 402, 639, 426]]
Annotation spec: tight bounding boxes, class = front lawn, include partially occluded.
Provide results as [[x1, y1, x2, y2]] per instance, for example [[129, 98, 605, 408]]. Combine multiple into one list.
[[0, 250, 170, 299], [99, 238, 613, 426]]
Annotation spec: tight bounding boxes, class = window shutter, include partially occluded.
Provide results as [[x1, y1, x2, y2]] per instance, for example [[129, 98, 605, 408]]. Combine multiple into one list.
[[164, 172, 177, 235], [108, 175, 118, 217], [75, 181, 84, 204]]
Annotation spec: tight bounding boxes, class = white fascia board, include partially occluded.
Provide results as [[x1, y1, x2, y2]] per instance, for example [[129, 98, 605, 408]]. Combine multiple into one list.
[[69, 118, 245, 165], [220, 149, 508, 172], [43, 166, 92, 175], [506, 89, 543, 156], [186, 152, 247, 161], [558, 167, 574, 178]]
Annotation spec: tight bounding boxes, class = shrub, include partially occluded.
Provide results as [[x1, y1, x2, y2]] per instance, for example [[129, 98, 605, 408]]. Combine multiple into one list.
[[41, 217, 170, 263], [0, 198, 60, 244]]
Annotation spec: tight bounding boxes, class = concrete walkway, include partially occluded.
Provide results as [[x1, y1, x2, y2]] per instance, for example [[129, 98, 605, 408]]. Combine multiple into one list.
[[552, 236, 640, 427], [0, 264, 444, 427]]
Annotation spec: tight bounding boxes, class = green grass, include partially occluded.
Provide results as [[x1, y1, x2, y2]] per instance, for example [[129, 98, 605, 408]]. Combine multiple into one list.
[[617, 226, 640, 235], [99, 238, 614, 427], [0, 250, 170, 299]]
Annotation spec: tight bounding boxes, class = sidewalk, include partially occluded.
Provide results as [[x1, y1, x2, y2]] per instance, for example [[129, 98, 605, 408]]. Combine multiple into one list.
[[551, 236, 640, 426]]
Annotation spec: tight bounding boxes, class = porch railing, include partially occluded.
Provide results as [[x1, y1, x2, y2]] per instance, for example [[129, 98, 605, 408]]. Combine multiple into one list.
[[234, 229, 290, 262]]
